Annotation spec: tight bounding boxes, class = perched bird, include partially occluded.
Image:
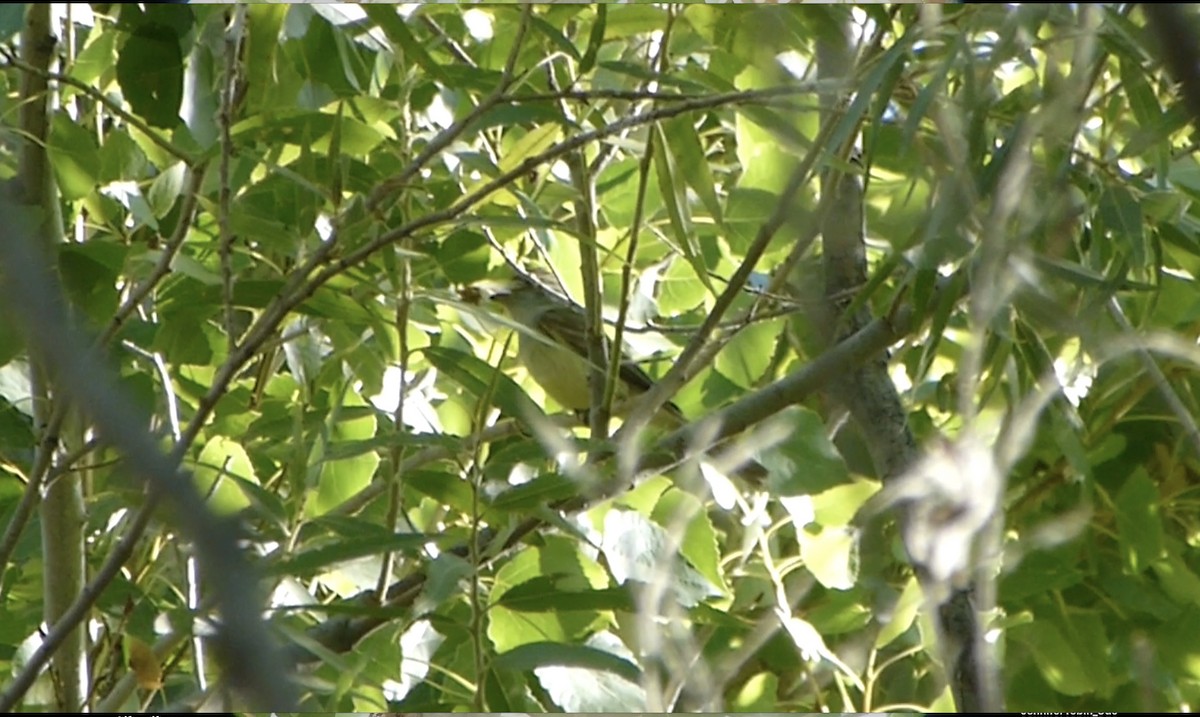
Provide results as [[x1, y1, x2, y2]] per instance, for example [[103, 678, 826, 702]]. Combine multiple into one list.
[[471, 274, 769, 486], [482, 275, 685, 427]]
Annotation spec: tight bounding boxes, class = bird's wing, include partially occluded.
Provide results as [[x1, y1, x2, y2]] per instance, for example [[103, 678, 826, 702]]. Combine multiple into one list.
[[536, 305, 684, 421]]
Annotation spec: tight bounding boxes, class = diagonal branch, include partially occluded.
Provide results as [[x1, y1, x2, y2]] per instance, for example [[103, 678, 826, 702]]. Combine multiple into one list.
[[0, 189, 296, 712]]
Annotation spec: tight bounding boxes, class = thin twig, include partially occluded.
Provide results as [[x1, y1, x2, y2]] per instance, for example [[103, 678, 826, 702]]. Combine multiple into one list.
[[218, 6, 247, 353], [608, 6, 673, 443], [185, 68, 795, 470], [617, 111, 841, 442], [102, 166, 207, 345], [506, 82, 834, 105], [365, 3, 534, 215], [0, 189, 296, 711], [1108, 298, 1200, 458]]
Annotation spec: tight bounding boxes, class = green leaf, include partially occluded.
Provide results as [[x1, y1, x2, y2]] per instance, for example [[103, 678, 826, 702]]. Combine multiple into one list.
[[1010, 619, 1095, 696], [292, 11, 370, 98], [651, 489, 728, 597], [265, 531, 429, 578], [1118, 55, 1162, 128], [768, 407, 850, 495], [0, 396, 34, 473], [1154, 605, 1200, 681], [147, 162, 187, 218], [234, 169, 325, 237], [498, 122, 562, 177], [493, 641, 641, 684], [497, 577, 635, 612], [875, 576, 922, 648], [530, 15, 581, 61], [192, 435, 259, 515], [153, 308, 215, 365], [309, 391, 381, 517], [422, 345, 547, 423], [98, 129, 149, 184], [362, 4, 448, 83], [662, 115, 723, 224], [436, 230, 490, 284], [1099, 568, 1176, 623], [47, 113, 101, 201], [730, 671, 778, 712], [116, 24, 184, 129], [1115, 467, 1164, 572], [405, 469, 477, 515], [243, 4, 290, 112], [603, 4, 667, 38], [70, 23, 118, 89], [472, 103, 569, 132], [418, 552, 474, 610], [232, 111, 388, 156], [579, 4, 605, 74], [1097, 185, 1145, 265], [488, 536, 606, 652], [714, 317, 780, 388], [652, 123, 710, 291], [798, 525, 858, 590], [1151, 539, 1200, 607], [490, 473, 580, 511], [0, 5, 24, 43], [58, 242, 124, 326]]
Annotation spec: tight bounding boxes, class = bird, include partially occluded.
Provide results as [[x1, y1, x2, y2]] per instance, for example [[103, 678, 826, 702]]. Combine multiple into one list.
[[482, 275, 686, 428], [470, 274, 769, 486]]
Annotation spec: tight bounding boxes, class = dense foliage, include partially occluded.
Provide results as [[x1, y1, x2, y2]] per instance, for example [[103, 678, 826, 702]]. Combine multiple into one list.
[[1, 3, 1199, 713]]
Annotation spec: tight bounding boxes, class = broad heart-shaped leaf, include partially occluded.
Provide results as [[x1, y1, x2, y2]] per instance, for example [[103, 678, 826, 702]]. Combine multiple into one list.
[[47, 112, 102, 201], [435, 230, 490, 284], [58, 242, 125, 329], [768, 407, 851, 495], [116, 23, 184, 129], [421, 345, 547, 424], [1116, 467, 1164, 573], [487, 536, 608, 653], [308, 390, 381, 517], [191, 435, 259, 515], [1008, 616, 1100, 697], [530, 632, 646, 712], [798, 524, 858, 590], [714, 316, 781, 389], [0, 5, 24, 43], [650, 489, 728, 598]]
